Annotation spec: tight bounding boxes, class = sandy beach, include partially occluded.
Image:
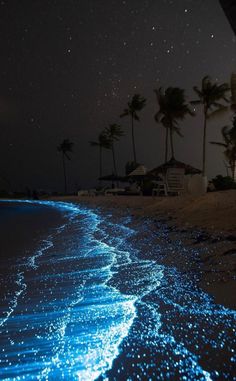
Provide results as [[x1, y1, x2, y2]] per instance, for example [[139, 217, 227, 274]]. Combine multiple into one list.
[[50, 190, 236, 310]]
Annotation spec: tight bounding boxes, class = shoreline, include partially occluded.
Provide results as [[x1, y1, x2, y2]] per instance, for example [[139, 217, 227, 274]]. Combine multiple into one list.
[[1, 197, 235, 379], [48, 192, 236, 310], [49, 190, 236, 233]]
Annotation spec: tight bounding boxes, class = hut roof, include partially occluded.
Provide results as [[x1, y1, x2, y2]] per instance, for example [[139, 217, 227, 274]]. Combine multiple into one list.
[[148, 157, 202, 176], [128, 165, 147, 177]]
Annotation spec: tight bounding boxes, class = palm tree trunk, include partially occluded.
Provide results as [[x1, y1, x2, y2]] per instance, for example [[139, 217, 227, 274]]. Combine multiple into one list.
[[131, 114, 137, 163], [112, 143, 117, 176], [165, 127, 169, 162], [170, 126, 175, 158], [62, 153, 67, 194], [202, 107, 207, 176]]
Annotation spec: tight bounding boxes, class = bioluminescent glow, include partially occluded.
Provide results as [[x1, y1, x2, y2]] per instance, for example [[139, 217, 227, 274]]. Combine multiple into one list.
[[0, 200, 235, 380]]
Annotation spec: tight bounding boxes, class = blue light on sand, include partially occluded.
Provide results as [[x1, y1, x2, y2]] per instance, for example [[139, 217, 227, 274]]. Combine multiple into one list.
[[0, 200, 140, 380], [0, 200, 235, 380]]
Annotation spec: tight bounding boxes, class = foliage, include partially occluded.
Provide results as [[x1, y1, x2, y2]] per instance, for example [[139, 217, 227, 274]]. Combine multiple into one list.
[[57, 139, 74, 160], [154, 87, 194, 161], [103, 124, 124, 176], [211, 175, 236, 190], [104, 123, 124, 141], [89, 131, 111, 150], [57, 139, 74, 193], [89, 131, 112, 179], [191, 76, 230, 176], [120, 94, 146, 163], [192, 76, 229, 117], [210, 114, 236, 180], [120, 94, 146, 120]]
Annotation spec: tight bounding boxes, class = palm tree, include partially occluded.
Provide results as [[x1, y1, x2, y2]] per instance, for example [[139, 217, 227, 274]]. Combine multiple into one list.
[[104, 124, 124, 176], [120, 94, 146, 163], [154, 87, 194, 162], [57, 139, 74, 194], [210, 115, 236, 180], [89, 132, 111, 179], [191, 76, 230, 176]]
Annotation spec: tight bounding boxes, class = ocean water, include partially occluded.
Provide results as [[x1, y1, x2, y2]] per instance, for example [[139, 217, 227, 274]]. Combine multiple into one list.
[[0, 200, 163, 380], [0, 200, 235, 381]]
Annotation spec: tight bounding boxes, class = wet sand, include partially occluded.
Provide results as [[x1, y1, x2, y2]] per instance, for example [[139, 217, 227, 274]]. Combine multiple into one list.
[[49, 192, 236, 310]]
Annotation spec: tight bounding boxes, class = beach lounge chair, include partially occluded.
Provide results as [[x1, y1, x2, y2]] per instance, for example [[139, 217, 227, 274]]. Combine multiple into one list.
[[95, 186, 110, 196], [152, 168, 185, 196], [104, 187, 125, 195], [77, 189, 96, 196], [152, 180, 167, 196], [78, 190, 89, 196], [165, 167, 185, 195]]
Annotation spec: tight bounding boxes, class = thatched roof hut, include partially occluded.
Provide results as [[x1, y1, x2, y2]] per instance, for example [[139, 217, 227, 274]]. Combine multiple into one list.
[[148, 157, 201, 176]]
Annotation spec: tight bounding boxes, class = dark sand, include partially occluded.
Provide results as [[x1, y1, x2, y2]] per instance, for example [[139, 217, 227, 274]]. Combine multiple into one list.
[[48, 194, 236, 310]]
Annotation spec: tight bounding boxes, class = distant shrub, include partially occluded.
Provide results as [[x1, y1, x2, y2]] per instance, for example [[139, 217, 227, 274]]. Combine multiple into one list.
[[211, 175, 236, 190], [142, 180, 153, 196]]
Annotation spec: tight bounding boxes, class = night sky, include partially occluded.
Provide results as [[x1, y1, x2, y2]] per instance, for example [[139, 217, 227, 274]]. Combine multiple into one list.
[[0, 0, 235, 192]]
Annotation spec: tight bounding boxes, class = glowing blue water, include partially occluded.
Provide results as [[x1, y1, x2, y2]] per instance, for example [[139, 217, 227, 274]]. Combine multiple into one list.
[[0, 200, 162, 380], [0, 200, 235, 380]]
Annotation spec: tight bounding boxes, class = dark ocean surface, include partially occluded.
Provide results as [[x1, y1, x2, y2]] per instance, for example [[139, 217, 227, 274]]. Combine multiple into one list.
[[0, 200, 235, 381]]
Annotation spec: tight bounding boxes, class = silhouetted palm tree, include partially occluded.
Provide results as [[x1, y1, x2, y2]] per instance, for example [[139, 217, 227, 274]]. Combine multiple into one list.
[[191, 76, 230, 176], [120, 94, 146, 163], [57, 139, 74, 194], [90, 132, 111, 178], [154, 87, 194, 162], [210, 115, 236, 180], [104, 124, 124, 176]]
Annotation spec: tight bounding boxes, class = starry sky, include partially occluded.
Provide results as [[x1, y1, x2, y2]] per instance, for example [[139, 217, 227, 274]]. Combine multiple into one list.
[[0, 0, 235, 192]]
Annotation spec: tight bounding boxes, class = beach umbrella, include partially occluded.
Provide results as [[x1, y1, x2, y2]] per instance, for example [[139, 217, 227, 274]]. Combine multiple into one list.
[[148, 157, 202, 176], [128, 165, 147, 177], [126, 165, 153, 181], [125, 165, 156, 184]]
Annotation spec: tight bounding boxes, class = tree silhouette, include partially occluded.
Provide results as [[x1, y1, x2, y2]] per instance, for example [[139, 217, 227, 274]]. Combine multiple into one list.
[[210, 114, 236, 180], [154, 87, 194, 162], [120, 94, 146, 163], [57, 139, 74, 194], [104, 124, 124, 176], [90, 132, 111, 179], [191, 76, 229, 176]]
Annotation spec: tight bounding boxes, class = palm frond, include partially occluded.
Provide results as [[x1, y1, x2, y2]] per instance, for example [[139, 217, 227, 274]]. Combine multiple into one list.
[[120, 109, 130, 118], [210, 141, 227, 147], [121, 94, 146, 119], [192, 86, 203, 98], [190, 100, 202, 105], [172, 126, 184, 137], [57, 139, 74, 156], [64, 152, 71, 160], [207, 105, 228, 119]]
